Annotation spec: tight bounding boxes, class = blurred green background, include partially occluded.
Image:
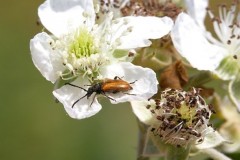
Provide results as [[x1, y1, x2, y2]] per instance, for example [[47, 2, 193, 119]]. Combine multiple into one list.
[[0, 0, 137, 160]]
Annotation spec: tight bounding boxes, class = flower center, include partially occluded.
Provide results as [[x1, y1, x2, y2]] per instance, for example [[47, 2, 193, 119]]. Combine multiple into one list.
[[53, 27, 110, 82], [69, 27, 98, 58]]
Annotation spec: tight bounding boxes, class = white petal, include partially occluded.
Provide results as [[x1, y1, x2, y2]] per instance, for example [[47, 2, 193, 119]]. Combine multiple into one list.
[[53, 79, 102, 119], [38, 0, 95, 37], [184, 0, 208, 30], [131, 100, 159, 125], [30, 32, 64, 83], [196, 127, 228, 149], [171, 13, 227, 71], [112, 16, 173, 49], [101, 62, 158, 103]]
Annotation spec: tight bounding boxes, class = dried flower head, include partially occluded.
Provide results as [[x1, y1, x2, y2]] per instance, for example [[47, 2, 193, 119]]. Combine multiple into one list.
[[147, 88, 214, 147], [120, 0, 182, 19], [97, 0, 182, 20]]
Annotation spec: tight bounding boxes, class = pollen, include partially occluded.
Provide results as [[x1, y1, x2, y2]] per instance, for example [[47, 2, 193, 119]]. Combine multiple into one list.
[[69, 27, 98, 59], [56, 26, 110, 82]]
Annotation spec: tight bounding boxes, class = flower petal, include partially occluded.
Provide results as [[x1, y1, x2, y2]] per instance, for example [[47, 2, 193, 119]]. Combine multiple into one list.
[[195, 127, 227, 149], [184, 0, 208, 30], [53, 78, 102, 119], [131, 100, 159, 125], [112, 16, 173, 49], [171, 13, 227, 71], [229, 74, 240, 112], [101, 62, 158, 103], [38, 0, 95, 37], [30, 32, 64, 83]]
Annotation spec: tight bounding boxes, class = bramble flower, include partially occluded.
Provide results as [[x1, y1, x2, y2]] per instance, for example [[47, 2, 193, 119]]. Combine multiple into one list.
[[132, 88, 226, 155], [53, 62, 159, 119], [30, 0, 173, 119], [171, 2, 240, 110]]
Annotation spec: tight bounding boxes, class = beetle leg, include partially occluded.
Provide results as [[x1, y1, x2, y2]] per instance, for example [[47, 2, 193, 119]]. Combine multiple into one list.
[[114, 76, 124, 80], [129, 80, 137, 84], [89, 93, 97, 107], [65, 83, 88, 92], [102, 92, 116, 102], [123, 92, 136, 96]]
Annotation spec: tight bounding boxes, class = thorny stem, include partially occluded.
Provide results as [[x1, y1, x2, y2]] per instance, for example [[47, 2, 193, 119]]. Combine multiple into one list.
[[201, 148, 232, 160]]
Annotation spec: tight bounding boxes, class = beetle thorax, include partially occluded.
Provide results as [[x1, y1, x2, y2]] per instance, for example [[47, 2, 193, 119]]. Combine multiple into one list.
[[86, 83, 103, 98]]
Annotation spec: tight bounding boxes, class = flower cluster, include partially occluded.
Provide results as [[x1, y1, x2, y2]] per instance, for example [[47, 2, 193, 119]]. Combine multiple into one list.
[[30, 0, 240, 159]]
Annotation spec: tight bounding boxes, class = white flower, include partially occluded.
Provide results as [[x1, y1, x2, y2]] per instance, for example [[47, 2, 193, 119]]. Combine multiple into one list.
[[171, 3, 240, 110], [30, 0, 173, 119], [184, 0, 209, 30], [131, 88, 225, 148]]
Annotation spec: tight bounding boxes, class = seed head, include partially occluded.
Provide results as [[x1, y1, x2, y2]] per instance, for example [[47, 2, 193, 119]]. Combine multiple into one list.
[[147, 88, 214, 147]]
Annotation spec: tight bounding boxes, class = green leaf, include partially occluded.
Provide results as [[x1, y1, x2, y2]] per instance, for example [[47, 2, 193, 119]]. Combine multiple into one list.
[[228, 73, 240, 111]]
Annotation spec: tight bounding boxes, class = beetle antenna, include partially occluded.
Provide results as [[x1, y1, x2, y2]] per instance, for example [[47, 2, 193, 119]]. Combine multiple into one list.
[[65, 83, 88, 92], [72, 94, 88, 108]]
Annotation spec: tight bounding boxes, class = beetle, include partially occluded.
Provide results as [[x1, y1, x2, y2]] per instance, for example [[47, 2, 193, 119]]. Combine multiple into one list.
[[66, 76, 136, 108]]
